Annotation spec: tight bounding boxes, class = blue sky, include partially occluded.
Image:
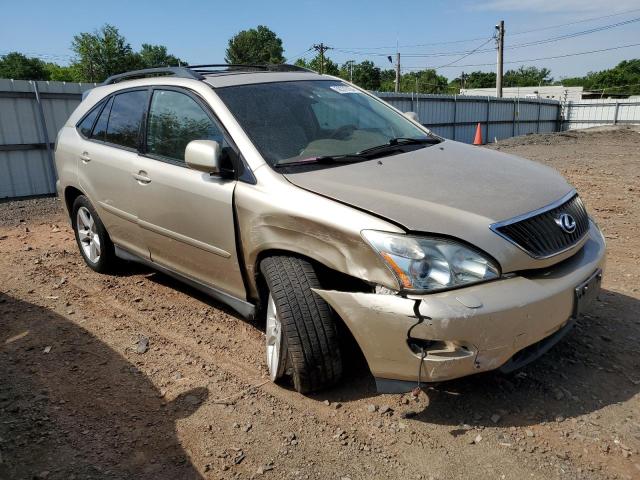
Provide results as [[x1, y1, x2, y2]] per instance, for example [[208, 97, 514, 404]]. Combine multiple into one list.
[[2, 0, 639, 81]]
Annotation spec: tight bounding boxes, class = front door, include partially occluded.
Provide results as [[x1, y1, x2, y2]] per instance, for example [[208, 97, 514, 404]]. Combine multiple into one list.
[[133, 88, 245, 300]]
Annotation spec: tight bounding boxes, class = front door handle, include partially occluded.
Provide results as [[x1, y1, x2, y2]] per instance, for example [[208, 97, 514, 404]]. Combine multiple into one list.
[[79, 151, 91, 163], [132, 171, 152, 184]]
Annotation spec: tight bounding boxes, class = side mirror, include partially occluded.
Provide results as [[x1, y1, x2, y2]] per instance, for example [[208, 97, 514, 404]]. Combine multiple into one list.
[[404, 111, 419, 122], [185, 140, 221, 174]]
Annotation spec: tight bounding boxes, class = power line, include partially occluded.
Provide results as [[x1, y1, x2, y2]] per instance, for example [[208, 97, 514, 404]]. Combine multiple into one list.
[[0, 50, 74, 62], [505, 17, 640, 51], [287, 47, 314, 61], [335, 16, 640, 58], [433, 37, 495, 69], [332, 8, 640, 53], [403, 42, 640, 70], [510, 7, 640, 36]]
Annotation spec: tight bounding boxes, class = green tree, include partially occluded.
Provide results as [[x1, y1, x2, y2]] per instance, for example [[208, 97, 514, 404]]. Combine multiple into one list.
[[71, 24, 139, 82], [561, 59, 640, 95], [136, 43, 182, 68], [503, 65, 552, 87], [379, 69, 397, 91], [44, 63, 78, 82], [341, 61, 381, 90], [0, 52, 49, 80], [225, 25, 284, 64], [397, 70, 450, 94], [295, 55, 340, 76], [450, 71, 496, 90]]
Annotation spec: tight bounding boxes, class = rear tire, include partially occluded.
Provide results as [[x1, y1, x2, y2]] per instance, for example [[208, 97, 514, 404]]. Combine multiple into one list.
[[71, 195, 116, 273], [260, 255, 343, 393]]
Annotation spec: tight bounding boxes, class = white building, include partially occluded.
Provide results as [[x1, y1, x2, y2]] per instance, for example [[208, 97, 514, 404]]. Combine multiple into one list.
[[460, 86, 584, 102]]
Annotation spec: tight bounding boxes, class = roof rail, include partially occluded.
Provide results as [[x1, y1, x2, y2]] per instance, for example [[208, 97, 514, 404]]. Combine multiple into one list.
[[102, 67, 204, 86], [188, 63, 312, 74], [101, 63, 313, 86]]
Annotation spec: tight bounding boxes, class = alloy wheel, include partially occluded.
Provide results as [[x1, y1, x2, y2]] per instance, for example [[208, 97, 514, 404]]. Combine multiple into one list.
[[265, 293, 285, 380], [76, 206, 101, 263]]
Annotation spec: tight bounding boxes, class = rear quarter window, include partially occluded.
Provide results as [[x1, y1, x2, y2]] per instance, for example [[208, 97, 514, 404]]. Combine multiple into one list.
[[91, 97, 113, 142], [77, 102, 102, 138]]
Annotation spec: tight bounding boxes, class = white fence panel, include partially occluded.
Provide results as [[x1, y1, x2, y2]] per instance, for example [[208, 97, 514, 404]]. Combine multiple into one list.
[[563, 99, 640, 130]]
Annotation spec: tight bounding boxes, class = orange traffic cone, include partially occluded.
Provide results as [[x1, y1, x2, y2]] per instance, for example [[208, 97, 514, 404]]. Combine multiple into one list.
[[473, 122, 483, 145]]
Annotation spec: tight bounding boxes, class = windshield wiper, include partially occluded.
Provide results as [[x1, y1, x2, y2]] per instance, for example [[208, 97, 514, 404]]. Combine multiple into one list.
[[357, 136, 440, 155], [274, 154, 368, 168]]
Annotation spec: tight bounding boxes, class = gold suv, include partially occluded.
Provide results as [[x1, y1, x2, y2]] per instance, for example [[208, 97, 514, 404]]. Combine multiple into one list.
[[55, 64, 605, 393]]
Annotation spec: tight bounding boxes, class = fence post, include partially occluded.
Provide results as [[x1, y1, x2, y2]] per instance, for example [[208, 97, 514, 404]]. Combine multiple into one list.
[[486, 96, 491, 143], [613, 101, 620, 125], [32, 81, 58, 192], [512, 98, 516, 137], [452, 95, 457, 141], [536, 99, 542, 133]]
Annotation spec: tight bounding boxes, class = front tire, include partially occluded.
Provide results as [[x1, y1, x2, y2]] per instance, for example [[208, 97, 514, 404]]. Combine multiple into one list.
[[260, 256, 343, 393], [71, 195, 116, 273]]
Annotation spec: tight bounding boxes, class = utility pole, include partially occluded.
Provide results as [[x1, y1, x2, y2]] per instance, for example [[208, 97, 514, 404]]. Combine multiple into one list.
[[346, 60, 355, 82], [395, 52, 401, 93], [313, 43, 330, 74], [496, 20, 505, 98]]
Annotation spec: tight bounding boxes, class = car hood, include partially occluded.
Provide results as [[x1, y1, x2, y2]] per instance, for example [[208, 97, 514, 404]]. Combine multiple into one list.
[[283, 140, 575, 272]]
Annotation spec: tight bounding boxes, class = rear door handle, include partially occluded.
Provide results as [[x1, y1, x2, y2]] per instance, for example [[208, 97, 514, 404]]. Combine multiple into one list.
[[132, 171, 152, 184], [79, 152, 91, 163]]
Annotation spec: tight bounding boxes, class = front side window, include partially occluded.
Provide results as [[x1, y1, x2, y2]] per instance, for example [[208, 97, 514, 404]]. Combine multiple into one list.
[[216, 80, 434, 167], [146, 89, 223, 162], [104, 90, 148, 149]]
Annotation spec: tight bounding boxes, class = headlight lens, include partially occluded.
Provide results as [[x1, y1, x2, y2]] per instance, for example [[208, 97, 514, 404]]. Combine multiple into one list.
[[362, 230, 500, 292]]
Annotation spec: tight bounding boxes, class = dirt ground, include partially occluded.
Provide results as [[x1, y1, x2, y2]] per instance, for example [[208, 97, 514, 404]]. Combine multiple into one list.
[[1, 126, 639, 480]]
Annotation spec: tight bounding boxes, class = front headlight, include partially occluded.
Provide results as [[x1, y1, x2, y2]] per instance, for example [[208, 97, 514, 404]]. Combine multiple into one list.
[[362, 230, 500, 292]]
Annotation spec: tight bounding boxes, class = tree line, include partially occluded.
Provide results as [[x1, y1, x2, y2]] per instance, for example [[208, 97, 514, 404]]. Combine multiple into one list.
[[1, 24, 638, 95]]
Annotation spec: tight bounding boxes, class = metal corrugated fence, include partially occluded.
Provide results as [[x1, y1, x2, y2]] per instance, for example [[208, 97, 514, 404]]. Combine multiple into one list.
[[0, 79, 577, 201], [562, 98, 640, 130], [0, 79, 94, 199], [375, 92, 561, 143]]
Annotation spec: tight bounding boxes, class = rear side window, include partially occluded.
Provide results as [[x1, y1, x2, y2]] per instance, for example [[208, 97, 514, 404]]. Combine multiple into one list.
[[78, 103, 102, 138], [146, 89, 223, 162], [91, 97, 113, 142], [104, 90, 148, 149]]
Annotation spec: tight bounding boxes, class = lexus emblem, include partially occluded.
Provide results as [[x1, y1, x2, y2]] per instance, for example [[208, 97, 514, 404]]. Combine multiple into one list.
[[555, 213, 577, 234]]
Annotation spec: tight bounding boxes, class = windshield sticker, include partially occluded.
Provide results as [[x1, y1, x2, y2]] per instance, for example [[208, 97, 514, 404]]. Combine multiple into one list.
[[330, 85, 360, 94]]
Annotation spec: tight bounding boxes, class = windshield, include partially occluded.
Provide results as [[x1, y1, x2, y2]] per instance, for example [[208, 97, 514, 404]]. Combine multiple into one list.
[[216, 80, 435, 166]]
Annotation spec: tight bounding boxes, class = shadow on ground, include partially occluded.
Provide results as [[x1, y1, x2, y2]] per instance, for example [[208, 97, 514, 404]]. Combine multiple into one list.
[[0, 293, 207, 479]]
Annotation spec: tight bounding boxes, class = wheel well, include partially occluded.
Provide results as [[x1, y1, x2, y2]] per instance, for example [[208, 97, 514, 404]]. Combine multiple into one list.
[[254, 250, 373, 310], [255, 250, 371, 376], [64, 186, 84, 218]]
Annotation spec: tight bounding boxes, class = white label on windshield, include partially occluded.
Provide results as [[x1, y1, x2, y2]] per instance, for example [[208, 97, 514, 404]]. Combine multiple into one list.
[[330, 85, 360, 94]]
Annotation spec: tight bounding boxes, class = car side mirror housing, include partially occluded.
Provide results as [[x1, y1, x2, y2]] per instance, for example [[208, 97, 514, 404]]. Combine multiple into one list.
[[404, 111, 420, 122], [185, 140, 221, 174]]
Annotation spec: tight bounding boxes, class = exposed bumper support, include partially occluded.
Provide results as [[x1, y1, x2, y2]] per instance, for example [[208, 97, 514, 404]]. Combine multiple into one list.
[[314, 223, 606, 392]]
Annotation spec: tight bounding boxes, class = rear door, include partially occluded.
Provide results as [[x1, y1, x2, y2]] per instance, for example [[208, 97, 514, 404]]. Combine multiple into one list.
[[133, 87, 245, 299], [77, 89, 149, 258]]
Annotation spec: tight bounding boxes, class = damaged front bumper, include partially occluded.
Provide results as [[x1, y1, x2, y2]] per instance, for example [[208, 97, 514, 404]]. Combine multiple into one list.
[[314, 222, 606, 393]]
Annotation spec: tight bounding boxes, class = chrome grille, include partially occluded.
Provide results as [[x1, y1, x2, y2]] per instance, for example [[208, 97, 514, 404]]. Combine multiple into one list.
[[491, 193, 589, 258]]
